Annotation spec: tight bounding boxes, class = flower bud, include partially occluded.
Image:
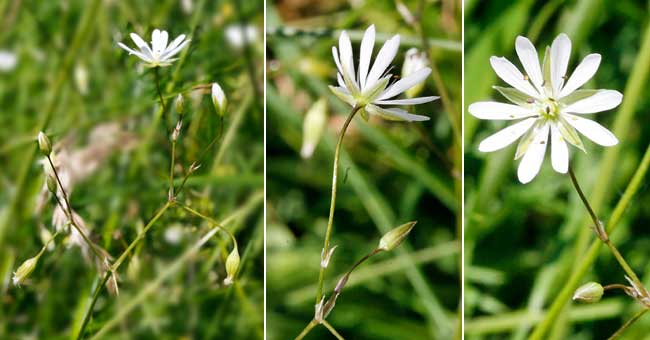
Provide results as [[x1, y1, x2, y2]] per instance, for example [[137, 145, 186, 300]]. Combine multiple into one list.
[[401, 48, 429, 98], [46, 175, 58, 194], [211, 82, 227, 117], [223, 246, 240, 286], [13, 255, 40, 286], [37, 131, 51, 156], [174, 94, 185, 116], [573, 282, 604, 303], [301, 98, 328, 159], [378, 221, 417, 251]]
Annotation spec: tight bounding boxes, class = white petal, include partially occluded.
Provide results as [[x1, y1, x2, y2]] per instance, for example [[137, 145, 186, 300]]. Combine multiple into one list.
[[374, 96, 438, 105], [130, 33, 153, 59], [468, 101, 537, 120], [365, 103, 429, 121], [151, 29, 162, 53], [378, 67, 431, 100], [550, 124, 568, 173], [337, 72, 345, 88], [517, 123, 550, 184], [563, 114, 618, 146], [490, 56, 540, 98], [515, 36, 543, 91], [332, 46, 343, 75], [160, 39, 190, 60], [477, 117, 536, 152], [338, 31, 355, 81], [562, 90, 622, 114], [365, 35, 400, 90], [166, 34, 187, 52], [559, 54, 601, 98], [359, 25, 375, 90], [550, 33, 572, 97], [117, 42, 151, 62]]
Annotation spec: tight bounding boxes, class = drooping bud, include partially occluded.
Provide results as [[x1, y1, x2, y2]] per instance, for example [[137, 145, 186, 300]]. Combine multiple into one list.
[[223, 246, 240, 286], [46, 175, 58, 194], [402, 48, 429, 98], [378, 221, 417, 251], [174, 93, 185, 116], [301, 98, 328, 159], [211, 82, 227, 117], [12, 255, 40, 286], [37, 131, 52, 156], [572, 282, 604, 303]]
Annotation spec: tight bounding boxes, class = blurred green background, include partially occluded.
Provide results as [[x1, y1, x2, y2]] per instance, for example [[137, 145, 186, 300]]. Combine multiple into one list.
[[266, 0, 461, 339], [465, 0, 650, 339], [0, 0, 263, 338]]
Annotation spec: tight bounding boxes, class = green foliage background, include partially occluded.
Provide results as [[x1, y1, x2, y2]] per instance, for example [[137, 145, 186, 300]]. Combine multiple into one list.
[[465, 0, 650, 338], [266, 0, 461, 339], [0, 0, 264, 338]]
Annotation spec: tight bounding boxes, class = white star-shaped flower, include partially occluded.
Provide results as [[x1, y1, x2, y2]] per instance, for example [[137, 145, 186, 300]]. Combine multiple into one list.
[[469, 33, 622, 183], [329, 25, 438, 122], [118, 29, 190, 67]]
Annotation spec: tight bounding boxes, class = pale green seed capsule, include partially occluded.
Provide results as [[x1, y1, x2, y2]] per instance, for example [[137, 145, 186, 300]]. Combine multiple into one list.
[[378, 221, 417, 251], [211, 82, 227, 117], [301, 98, 328, 159], [13, 255, 40, 286], [37, 131, 51, 156], [573, 282, 604, 303], [46, 175, 58, 194], [223, 246, 240, 286], [175, 93, 185, 116]]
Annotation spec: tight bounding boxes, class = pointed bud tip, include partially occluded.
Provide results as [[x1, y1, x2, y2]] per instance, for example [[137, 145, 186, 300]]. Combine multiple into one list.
[[573, 282, 604, 303], [378, 221, 417, 251], [37, 131, 51, 156]]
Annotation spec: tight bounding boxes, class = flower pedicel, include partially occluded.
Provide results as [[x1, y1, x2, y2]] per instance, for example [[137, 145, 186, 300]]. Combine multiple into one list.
[[469, 33, 622, 183]]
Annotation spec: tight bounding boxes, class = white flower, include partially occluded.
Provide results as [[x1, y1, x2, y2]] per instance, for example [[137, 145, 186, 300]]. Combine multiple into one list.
[[118, 29, 190, 67], [225, 24, 258, 49], [0, 50, 17, 72], [329, 25, 438, 122], [469, 33, 622, 184]]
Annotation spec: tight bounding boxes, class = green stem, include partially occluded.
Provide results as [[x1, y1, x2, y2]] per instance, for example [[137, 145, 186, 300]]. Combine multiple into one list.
[[154, 67, 166, 112], [178, 203, 238, 247], [530, 144, 650, 339], [607, 308, 649, 340], [295, 320, 318, 340], [47, 156, 107, 265], [568, 166, 645, 291], [75, 201, 172, 339], [315, 106, 360, 305], [322, 320, 345, 340]]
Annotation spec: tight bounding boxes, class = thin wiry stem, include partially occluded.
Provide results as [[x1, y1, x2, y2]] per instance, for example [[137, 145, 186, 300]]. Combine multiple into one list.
[[295, 320, 318, 340], [75, 202, 172, 339], [322, 320, 345, 340], [47, 156, 106, 266], [607, 308, 649, 340], [315, 106, 361, 305], [154, 67, 166, 112], [568, 166, 645, 292]]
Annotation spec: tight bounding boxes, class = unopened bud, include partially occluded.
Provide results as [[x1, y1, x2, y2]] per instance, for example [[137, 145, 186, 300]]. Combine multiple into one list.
[[13, 255, 41, 286], [301, 98, 328, 159], [175, 94, 185, 115], [211, 82, 227, 117], [37, 132, 51, 156], [46, 175, 58, 193], [402, 49, 429, 98], [573, 282, 604, 303], [378, 221, 417, 251], [223, 246, 240, 286]]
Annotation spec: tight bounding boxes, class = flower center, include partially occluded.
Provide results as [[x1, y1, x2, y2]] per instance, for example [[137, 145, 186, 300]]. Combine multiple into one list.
[[538, 99, 560, 120]]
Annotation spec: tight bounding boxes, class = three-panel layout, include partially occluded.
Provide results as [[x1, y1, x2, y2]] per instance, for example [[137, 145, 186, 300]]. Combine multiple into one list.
[[2, 0, 648, 339]]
